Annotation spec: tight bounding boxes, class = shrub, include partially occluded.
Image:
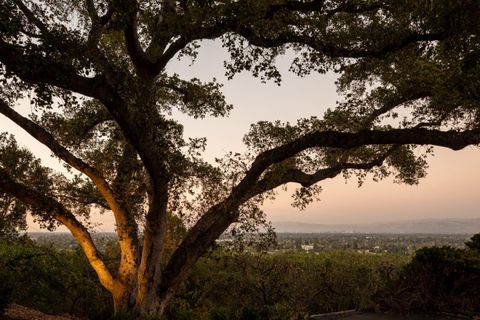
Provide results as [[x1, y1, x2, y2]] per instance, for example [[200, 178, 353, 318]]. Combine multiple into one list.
[[0, 240, 112, 319], [0, 270, 13, 313], [378, 245, 480, 314], [165, 250, 407, 319]]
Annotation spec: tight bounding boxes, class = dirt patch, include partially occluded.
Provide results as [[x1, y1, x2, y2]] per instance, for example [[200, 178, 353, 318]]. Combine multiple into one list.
[[328, 313, 476, 320], [3, 304, 85, 320]]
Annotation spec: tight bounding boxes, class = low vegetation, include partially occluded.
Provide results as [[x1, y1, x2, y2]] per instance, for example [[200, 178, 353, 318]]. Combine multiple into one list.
[[1, 234, 479, 319], [379, 238, 480, 316], [166, 251, 408, 319], [0, 239, 112, 319]]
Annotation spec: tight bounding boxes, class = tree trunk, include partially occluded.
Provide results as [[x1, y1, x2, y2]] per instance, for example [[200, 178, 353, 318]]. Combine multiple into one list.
[[133, 285, 174, 317], [133, 178, 169, 316], [134, 250, 162, 315], [112, 284, 133, 315]]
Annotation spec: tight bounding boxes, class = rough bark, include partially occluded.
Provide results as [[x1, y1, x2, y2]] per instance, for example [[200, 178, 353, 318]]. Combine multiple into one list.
[[134, 181, 169, 315]]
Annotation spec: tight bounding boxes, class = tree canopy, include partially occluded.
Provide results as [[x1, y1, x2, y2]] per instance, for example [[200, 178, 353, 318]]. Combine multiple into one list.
[[0, 0, 479, 316]]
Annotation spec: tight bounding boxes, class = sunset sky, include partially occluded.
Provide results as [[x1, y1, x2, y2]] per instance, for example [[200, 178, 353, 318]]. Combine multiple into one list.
[[2, 40, 479, 232]]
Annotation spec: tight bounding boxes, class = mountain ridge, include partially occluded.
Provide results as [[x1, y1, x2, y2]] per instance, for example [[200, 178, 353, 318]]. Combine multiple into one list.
[[272, 218, 480, 234]]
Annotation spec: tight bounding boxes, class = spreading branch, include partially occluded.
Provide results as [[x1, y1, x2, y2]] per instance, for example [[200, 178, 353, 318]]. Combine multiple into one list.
[[0, 98, 137, 265], [0, 167, 116, 292], [152, 37, 189, 75], [264, 0, 382, 16], [360, 91, 432, 128], [0, 39, 117, 104], [120, 0, 157, 79], [171, 1, 447, 60], [249, 146, 397, 197], [13, 0, 50, 36], [234, 127, 480, 201], [159, 127, 480, 300], [85, 0, 105, 49]]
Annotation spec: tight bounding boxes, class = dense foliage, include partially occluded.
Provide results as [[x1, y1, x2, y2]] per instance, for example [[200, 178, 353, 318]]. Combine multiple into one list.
[[167, 251, 407, 319], [0, 238, 408, 319], [3, 234, 480, 319], [0, 239, 112, 319], [0, 134, 42, 240], [379, 236, 480, 316]]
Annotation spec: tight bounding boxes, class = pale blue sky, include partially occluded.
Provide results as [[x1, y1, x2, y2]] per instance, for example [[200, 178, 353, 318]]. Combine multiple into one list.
[[2, 40, 479, 232]]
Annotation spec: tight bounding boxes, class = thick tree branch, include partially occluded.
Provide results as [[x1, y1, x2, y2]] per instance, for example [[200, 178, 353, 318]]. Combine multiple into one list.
[[159, 127, 480, 300], [85, 0, 105, 49], [266, 0, 382, 17], [0, 39, 116, 104], [233, 127, 480, 201], [235, 28, 446, 58], [146, 1, 186, 72], [145, 0, 175, 61], [125, 24, 153, 79], [249, 146, 396, 197], [149, 1, 399, 73], [0, 98, 137, 267], [0, 168, 116, 292], [325, 2, 384, 17], [119, 0, 157, 79], [175, 1, 447, 59], [13, 0, 50, 36], [266, 0, 325, 15], [152, 37, 189, 74]]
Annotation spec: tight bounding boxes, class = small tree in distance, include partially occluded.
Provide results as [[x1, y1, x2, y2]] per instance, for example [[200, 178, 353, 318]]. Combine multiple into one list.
[[466, 234, 480, 253], [0, 0, 479, 316]]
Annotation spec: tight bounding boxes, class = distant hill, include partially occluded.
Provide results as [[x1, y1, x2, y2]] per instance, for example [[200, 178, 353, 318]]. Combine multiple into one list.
[[272, 218, 480, 234]]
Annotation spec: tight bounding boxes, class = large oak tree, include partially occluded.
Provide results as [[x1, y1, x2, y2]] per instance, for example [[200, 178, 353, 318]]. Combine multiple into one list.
[[0, 0, 479, 316]]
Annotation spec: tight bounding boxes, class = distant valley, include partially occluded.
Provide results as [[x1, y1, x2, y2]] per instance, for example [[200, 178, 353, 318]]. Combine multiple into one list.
[[272, 218, 480, 234]]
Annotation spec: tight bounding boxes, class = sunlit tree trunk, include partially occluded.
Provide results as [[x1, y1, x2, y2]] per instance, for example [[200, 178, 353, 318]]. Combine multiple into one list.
[[134, 241, 165, 315], [112, 284, 133, 314], [134, 180, 169, 316]]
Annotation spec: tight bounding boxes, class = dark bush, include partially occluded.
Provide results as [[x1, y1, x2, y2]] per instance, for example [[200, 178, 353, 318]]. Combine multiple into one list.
[[378, 245, 480, 315], [0, 240, 113, 319], [0, 270, 13, 313], [0, 240, 410, 319], [466, 234, 480, 253], [165, 251, 407, 319]]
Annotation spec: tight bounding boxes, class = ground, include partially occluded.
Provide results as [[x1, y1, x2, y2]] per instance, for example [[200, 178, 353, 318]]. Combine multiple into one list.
[[3, 304, 84, 320], [343, 315, 451, 319], [3, 305, 474, 320], [311, 311, 473, 320]]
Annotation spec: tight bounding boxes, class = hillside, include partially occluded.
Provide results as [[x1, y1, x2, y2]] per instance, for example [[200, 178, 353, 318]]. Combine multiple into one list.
[[272, 218, 480, 234]]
